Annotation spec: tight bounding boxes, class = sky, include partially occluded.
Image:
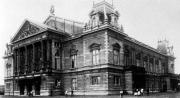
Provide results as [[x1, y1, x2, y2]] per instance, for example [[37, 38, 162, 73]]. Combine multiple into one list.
[[0, 0, 180, 85]]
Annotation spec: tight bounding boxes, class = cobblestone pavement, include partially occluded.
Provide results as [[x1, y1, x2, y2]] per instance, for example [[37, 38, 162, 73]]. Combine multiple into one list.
[[1, 92, 180, 98]]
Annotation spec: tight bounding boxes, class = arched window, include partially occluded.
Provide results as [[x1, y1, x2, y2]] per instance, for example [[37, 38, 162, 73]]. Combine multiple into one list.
[[70, 45, 78, 68], [55, 48, 60, 69], [112, 43, 120, 65], [6, 63, 11, 77], [90, 43, 101, 65]]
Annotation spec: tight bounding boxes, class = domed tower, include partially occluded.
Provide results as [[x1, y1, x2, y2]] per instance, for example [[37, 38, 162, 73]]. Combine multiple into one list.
[[86, 1, 122, 30], [157, 39, 175, 73], [157, 40, 169, 54]]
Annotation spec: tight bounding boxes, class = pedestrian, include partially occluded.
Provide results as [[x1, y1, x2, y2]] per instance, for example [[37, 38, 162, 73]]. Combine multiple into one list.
[[71, 89, 74, 96], [147, 88, 149, 95], [29, 90, 33, 97], [120, 90, 123, 98], [140, 88, 144, 95], [137, 89, 140, 96], [65, 90, 68, 95]]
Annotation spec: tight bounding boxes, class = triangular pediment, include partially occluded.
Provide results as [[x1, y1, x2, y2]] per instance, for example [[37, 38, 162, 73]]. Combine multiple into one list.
[[11, 20, 47, 43]]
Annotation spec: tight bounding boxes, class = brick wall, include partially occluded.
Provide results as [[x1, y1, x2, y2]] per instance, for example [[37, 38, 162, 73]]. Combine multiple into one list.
[[62, 30, 107, 69]]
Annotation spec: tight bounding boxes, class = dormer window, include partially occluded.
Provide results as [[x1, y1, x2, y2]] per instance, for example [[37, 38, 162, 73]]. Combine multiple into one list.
[[90, 43, 101, 65]]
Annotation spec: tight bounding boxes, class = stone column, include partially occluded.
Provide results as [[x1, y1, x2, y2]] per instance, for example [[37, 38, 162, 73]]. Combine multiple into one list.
[[41, 40, 44, 71], [32, 44, 35, 73], [17, 49, 20, 75], [140, 52, 144, 67], [147, 55, 150, 72], [131, 49, 135, 66], [123, 46, 128, 66], [125, 71, 133, 94], [25, 46, 27, 74], [13, 50, 17, 76], [47, 40, 52, 72], [133, 50, 136, 66], [153, 57, 155, 73]]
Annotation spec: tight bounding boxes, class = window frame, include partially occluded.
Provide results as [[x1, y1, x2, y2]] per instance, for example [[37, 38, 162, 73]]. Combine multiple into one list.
[[91, 76, 100, 85], [70, 48, 78, 68], [90, 43, 101, 65], [114, 76, 121, 86], [113, 49, 120, 65], [71, 54, 77, 68], [92, 49, 100, 65], [112, 43, 120, 65], [72, 78, 77, 90]]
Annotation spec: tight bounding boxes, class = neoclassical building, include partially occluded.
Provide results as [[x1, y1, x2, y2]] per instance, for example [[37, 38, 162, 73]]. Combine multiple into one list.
[[4, 1, 180, 96]]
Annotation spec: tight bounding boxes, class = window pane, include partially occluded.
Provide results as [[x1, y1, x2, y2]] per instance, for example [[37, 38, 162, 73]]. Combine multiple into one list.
[[96, 51, 99, 64], [93, 53, 96, 65], [92, 49, 100, 65], [92, 76, 100, 85], [113, 50, 119, 65], [71, 55, 77, 68], [114, 76, 121, 85], [72, 78, 77, 90]]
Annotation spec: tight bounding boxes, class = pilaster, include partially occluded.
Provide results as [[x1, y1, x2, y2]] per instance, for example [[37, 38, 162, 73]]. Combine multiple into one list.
[[125, 71, 133, 94]]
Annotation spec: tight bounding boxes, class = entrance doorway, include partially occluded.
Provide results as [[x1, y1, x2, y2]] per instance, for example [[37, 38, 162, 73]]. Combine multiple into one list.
[[18, 77, 41, 96], [34, 77, 41, 95], [19, 80, 25, 95], [26, 79, 33, 95]]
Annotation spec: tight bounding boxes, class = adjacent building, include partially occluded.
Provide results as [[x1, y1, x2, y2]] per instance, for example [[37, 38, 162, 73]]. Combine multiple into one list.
[[4, 1, 180, 96]]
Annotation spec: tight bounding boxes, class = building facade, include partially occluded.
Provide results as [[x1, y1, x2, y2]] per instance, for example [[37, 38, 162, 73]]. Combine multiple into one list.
[[4, 1, 180, 96]]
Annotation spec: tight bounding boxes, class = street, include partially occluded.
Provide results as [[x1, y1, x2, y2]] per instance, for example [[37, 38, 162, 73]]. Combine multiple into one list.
[[0, 92, 180, 98]]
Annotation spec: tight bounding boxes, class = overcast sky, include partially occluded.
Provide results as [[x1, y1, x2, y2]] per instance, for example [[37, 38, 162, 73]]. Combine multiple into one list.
[[0, 0, 180, 85]]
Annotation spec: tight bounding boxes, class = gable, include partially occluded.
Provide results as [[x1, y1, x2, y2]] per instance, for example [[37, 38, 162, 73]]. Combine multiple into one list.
[[11, 20, 47, 43]]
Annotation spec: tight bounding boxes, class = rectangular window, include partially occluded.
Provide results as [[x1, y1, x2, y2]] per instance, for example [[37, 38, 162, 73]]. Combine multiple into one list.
[[113, 49, 119, 65], [72, 78, 77, 90], [92, 50, 100, 65], [91, 76, 100, 85], [114, 76, 121, 85], [55, 57, 61, 70], [7, 66, 11, 77], [71, 55, 77, 68], [6, 83, 10, 90], [14, 81, 18, 91]]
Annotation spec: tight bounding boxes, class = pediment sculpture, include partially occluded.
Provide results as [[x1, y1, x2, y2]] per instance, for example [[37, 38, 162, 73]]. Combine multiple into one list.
[[11, 20, 46, 42], [18, 21, 40, 40]]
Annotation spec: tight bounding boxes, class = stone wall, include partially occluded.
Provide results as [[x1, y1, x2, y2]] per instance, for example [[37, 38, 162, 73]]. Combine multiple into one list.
[[63, 71, 108, 95]]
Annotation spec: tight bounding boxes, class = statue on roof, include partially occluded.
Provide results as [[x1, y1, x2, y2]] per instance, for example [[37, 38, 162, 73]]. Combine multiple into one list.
[[50, 5, 55, 16]]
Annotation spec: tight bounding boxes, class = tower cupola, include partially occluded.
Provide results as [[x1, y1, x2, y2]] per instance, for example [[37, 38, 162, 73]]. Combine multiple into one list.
[[88, 1, 120, 28]]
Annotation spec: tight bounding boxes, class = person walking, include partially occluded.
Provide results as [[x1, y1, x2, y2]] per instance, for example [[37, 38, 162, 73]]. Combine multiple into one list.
[[120, 90, 123, 98]]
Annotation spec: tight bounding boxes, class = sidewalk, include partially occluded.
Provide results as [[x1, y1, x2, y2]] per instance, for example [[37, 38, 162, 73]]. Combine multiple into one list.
[[1, 92, 180, 98]]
